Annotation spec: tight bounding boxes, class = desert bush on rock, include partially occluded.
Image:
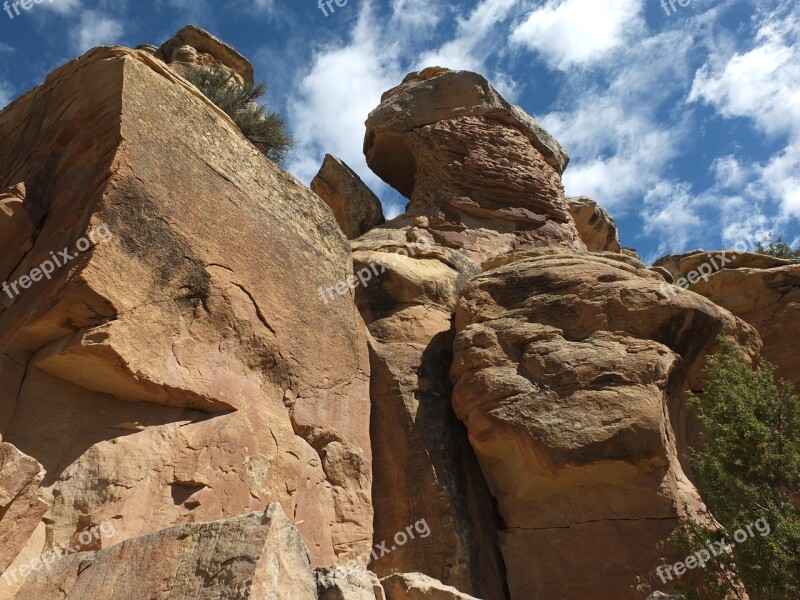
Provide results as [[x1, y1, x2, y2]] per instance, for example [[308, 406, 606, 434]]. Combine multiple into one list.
[[675, 345, 800, 599], [185, 64, 292, 165]]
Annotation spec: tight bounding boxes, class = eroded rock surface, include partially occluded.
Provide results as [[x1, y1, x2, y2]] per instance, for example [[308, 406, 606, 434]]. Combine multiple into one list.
[[655, 251, 800, 389], [566, 195, 621, 253], [155, 24, 254, 86], [381, 573, 480, 600], [15, 504, 316, 600], [0, 45, 371, 572], [0, 443, 48, 577], [349, 221, 507, 599], [364, 68, 585, 264], [450, 248, 760, 599], [311, 154, 385, 239]]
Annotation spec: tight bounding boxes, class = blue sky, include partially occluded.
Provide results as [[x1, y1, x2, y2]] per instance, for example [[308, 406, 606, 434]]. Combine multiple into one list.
[[1, 0, 798, 263]]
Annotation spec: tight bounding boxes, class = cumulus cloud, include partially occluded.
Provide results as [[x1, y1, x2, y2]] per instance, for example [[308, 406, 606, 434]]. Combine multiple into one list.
[[510, 0, 645, 70], [0, 81, 14, 108], [70, 10, 124, 53], [690, 5, 800, 225], [286, 0, 519, 215]]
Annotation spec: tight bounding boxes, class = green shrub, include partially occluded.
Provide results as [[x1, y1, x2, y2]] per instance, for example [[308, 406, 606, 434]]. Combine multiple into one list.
[[678, 344, 800, 599], [185, 65, 292, 165], [755, 237, 800, 259]]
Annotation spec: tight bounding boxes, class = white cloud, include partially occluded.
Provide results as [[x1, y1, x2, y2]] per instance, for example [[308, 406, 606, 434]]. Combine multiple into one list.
[[417, 0, 517, 72], [510, 0, 645, 70], [0, 80, 14, 109], [286, 0, 519, 211], [690, 6, 800, 225], [689, 11, 800, 138], [640, 182, 704, 258], [538, 26, 694, 210], [287, 3, 403, 189], [70, 10, 124, 53]]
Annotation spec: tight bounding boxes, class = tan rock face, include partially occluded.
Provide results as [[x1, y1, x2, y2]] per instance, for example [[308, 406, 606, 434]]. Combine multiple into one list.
[[156, 25, 254, 86], [655, 251, 800, 389], [381, 573, 481, 600], [311, 154, 385, 239], [350, 222, 507, 600], [566, 195, 622, 252], [0, 443, 48, 576], [14, 504, 317, 600], [450, 249, 760, 599], [364, 68, 585, 264], [0, 46, 371, 572]]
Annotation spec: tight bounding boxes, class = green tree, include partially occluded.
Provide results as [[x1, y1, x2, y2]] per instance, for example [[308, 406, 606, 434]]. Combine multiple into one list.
[[678, 345, 800, 599], [185, 65, 293, 165], [755, 236, 800, 259]]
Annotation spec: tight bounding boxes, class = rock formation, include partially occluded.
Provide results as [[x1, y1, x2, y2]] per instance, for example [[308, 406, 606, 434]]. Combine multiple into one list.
[[364, 68, 585, 264], [0, 44, 372, 579], [14, 504, 316, 599], [450, 248, 759, 598], [311, 154, 385, 239], [0, 25, 782, 600], [655, 251, 800, 390], [566, 195, 622, 252]]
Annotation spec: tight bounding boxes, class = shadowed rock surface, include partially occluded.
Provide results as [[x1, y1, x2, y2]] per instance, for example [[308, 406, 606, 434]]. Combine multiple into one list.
[[566, 195, 622, 253], [312, 154, 385, 239], [655, 251, 800, 390]]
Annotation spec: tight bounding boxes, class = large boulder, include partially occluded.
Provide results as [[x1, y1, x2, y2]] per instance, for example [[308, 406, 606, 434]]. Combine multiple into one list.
[[381, 572, 480, 600], [364, 68, 585, 264], [450, 248, 760, 599], [14, 504, 316, 599], [0, 45, 372, 573], [566, 195, 621, 253], [654, 251, 800, 389], [311, 154, 385, 239], [0, 443, 49, 578]]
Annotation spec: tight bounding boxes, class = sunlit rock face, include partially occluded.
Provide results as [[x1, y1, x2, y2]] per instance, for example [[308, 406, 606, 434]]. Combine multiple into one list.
[[364, 67, 585, 266]]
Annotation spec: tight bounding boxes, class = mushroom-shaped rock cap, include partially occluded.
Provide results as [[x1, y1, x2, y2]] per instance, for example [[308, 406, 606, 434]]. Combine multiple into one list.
[[159, 25, 254, 87], [364, 67, 570, 197]]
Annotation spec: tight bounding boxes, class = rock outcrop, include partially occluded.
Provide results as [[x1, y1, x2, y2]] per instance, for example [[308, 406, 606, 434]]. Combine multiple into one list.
[[0, 45, 371, 575], [655, 251, 800, 389], [0, 443, 48, 578], [566, 195, 621, 252], [364, 68, 585, 264], [311, 154, 385, 239], [0, 27, 783, 600], [381, 573, 480, 600], [153, 24, 254, 86], [450, 248, 760, 599], [349, 222, 507, 599], [14, 504, 316, 599]]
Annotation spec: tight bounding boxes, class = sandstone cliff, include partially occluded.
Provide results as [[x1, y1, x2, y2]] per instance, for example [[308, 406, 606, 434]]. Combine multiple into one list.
[[0, 26, 777, 600]]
